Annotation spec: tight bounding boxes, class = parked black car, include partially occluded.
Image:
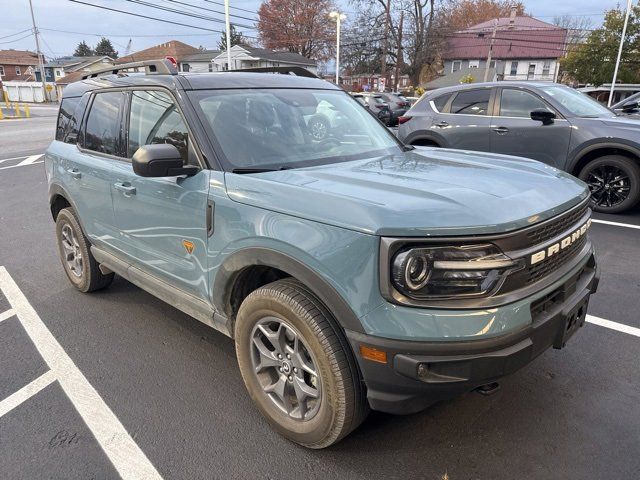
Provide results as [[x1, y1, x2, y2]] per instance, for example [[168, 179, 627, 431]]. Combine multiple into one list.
[[352, 93, 392, 125], [377, 92, 410, 126], [398, 82, 640, 213]]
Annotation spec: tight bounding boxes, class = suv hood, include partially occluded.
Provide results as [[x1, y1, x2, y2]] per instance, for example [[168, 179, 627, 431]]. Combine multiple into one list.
[[224, 148, 589, 236]]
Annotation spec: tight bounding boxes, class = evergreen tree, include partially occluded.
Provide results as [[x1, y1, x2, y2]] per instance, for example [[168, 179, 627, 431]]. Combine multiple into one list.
[[218, 24, 245, 51], [73, 41, 93, 57], [94, 37, 119, 59]]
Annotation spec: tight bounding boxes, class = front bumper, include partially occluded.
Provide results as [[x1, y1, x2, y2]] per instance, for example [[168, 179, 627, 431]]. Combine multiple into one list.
[[346, 253, 598, 415]]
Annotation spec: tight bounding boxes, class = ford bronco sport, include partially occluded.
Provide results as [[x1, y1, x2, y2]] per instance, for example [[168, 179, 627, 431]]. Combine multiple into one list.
[[46, 61, 598, 448]]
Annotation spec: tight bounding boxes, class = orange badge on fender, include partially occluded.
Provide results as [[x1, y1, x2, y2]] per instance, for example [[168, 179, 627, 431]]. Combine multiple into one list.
[[182, 240, 195, 254]]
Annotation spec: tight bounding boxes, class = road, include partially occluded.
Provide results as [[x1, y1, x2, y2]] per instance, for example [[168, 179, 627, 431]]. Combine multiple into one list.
[[1, 113, 639, 480]]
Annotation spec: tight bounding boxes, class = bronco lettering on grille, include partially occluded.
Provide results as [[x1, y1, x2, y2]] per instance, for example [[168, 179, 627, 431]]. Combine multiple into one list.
[[530, 218, 592, 265]]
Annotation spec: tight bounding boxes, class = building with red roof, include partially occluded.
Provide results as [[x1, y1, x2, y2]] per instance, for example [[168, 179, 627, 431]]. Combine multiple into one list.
[[443, 9, 567, 83]]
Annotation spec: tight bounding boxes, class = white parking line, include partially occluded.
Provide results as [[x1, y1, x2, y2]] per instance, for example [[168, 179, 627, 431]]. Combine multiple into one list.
[[0, 370, 56, 417], [587, 314, 640, 337], [592, 219, 640, 231], [0, 308, 16, 323], [0, 267, 162, 480], [0, 154, 43, 170]]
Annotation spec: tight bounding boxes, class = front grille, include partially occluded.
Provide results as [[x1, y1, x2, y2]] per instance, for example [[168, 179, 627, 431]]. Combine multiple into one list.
[[526, 203, 589, 245], [526, 235, 587, 285]]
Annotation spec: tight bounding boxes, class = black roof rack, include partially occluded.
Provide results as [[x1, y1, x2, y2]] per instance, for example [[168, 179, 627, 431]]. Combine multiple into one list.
[[227, 66, 318, 78], [82, 59, 178, 80]]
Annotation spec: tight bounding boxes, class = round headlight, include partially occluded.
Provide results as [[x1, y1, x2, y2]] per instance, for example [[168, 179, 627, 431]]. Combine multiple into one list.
[[393, 250, 431, 291]]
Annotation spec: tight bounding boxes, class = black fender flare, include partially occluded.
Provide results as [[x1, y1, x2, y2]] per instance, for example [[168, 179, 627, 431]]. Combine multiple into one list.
[[213, 247, 365, 334], [402, 130, 447, 147], [567, 140, 640, 174]]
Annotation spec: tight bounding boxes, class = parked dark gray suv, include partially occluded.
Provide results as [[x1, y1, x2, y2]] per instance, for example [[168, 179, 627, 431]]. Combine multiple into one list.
[[398, 82, 640, 213]]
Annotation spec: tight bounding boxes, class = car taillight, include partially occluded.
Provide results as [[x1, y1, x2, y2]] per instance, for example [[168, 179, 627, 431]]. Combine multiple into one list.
[[398, 116, 412, 124]]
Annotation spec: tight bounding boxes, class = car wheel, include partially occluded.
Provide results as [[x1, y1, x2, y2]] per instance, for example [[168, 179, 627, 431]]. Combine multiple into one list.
[[55, 207, 114, 292], [308, 116, 330, 141], [579, 155, 640, 213], [235, 278, 368, 448]]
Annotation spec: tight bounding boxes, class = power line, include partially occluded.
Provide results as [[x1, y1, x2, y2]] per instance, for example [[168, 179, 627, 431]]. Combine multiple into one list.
[[0, 28, 33, 40], [68, 0, 225, 33], [202, 0, 258, 15], [0, 32, 34, 44], [161, 0, 257, 23]]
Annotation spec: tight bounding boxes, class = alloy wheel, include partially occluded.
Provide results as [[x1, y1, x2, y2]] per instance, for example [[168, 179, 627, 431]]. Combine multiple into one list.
[[586, 164, 631, 209], [60, 223, 83, 278], [250, 317, 322, 421]]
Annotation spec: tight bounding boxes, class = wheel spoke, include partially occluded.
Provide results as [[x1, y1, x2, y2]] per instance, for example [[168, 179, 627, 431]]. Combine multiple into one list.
[[252, 336, 280, 373]]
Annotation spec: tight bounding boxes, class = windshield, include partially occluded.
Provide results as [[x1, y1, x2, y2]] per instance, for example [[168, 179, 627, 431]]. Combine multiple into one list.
[[189, 88, 401, 171], [538, 85, 614, 118]]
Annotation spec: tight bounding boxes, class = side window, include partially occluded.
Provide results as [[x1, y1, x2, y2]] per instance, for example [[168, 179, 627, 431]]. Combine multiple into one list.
[[56, 97, 80, 141], [500, 89, 552, 118], [83, 92, 124, 156], [128, 90, 190, 164], [432, 93, 451, 112], [450, 89, 490, 115]]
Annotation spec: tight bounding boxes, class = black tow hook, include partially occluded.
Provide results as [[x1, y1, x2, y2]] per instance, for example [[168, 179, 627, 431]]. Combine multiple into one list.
[[475, 382, 501, 396]]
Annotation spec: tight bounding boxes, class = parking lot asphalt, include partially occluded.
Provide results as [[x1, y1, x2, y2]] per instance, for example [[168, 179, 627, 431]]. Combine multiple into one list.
[[1, 114, 639, 480]]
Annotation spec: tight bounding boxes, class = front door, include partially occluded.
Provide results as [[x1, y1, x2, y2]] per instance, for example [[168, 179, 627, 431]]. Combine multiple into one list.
[[433, 87, 493, 151], [490, 88, 572, 168], [110, 89, 211, 302]]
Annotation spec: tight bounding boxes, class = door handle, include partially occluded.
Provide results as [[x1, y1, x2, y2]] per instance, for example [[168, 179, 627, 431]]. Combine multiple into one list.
[[492, 126, 509, 134], [434, 121, 449, 128], [114, 182, 136, 195], [67, 168, 81, 179]]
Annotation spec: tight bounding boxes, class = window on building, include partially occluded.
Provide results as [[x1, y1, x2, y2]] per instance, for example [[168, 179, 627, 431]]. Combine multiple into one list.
[[499, 89, 552, 117], [469, 60, 480, 68], [542, 60, 551, 77], [128, 90, 190, 164], [182, 63, 190, 72], [489, 60, 496, 69], [452, 60, 462, 73], [15, 66, 21, 75], [83, 92, 125, 156], [450, 89, 490, 115], [0, 66, 4, 76], [510, 61, 518, 76], [208, 63, 213, 72]]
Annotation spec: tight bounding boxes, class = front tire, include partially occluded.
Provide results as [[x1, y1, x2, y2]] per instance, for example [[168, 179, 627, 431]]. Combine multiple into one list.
[[235, 278, 368, 448], [579, 155, 640, 213], [55, 207, 114, 292]]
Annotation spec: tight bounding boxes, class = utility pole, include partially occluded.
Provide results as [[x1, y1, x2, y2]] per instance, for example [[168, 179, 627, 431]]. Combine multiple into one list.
[[394, 11, 404, 92], [609, 0, 633, 106], [380, 0, 391, 91], [28, 0, 48, 102], [224, 0, 232, 70], [484, 19, 497, 82], [330, 11, 346, 85]]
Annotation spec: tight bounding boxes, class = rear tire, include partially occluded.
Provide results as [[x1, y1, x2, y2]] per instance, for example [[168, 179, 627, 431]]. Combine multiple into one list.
[[55, 207, 114, 292], [579, 155, 640, 213], [235, 278, 368, 448]]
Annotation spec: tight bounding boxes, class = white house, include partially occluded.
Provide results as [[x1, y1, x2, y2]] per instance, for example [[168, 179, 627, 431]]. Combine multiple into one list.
[[179, 50, 220, 73], [212, 45, 317, 74]]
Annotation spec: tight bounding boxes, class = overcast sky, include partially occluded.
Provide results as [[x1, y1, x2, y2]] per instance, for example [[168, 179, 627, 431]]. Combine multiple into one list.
[[1, 0, 622, 58]]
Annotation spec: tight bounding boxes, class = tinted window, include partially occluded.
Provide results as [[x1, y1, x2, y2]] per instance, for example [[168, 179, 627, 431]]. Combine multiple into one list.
[[56, 97, 80, 142], [83, 92, 124, 156], [450, 89, 490, 115], [500, 89, 551, 117], [128, 90, 189, 164], [432, 93, 451, 112]]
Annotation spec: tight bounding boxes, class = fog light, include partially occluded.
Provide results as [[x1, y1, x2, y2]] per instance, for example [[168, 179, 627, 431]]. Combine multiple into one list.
[[417, 363, 429, 378]]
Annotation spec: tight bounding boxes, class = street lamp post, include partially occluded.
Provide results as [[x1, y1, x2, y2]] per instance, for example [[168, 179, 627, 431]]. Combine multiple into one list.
[[609, 0, 633, 107], [329, 11, 346, 85], [224, 0, 232, 70]]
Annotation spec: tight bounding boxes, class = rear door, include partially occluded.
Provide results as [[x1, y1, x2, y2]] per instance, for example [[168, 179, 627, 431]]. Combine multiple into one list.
[[490, 87, 572, 168], [63, 91, 123, 245], [110, 89, 211, 302], [433, 87, 493, 151]]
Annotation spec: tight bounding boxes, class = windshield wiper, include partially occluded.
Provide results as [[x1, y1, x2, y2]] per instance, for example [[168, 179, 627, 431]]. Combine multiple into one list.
[[231, 166, 293, 174]]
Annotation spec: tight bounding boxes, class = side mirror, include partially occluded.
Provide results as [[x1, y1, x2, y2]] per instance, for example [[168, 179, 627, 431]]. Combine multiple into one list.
[[132, 144, 198, 177], [621, 101, 639, 113], [530, 109, 556, 125]]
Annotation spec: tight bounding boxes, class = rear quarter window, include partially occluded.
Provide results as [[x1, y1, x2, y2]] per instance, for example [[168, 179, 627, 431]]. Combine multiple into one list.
[[431, 93, 452, 112], [56, 97, 81, 142]]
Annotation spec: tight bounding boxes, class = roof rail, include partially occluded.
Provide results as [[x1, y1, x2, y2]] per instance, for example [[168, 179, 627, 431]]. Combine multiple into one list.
[[82, 59, 178, 80], [227, 66, 318, 78]]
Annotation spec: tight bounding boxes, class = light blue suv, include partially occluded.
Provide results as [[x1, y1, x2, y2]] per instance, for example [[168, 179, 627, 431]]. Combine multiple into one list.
[[46, 61, 598, 448]]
